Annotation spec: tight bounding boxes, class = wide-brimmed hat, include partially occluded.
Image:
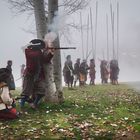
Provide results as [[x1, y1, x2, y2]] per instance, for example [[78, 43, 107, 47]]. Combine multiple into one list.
[[76, 58, 80, 61], [66, 55, 71, 59], [28, 39, 45, 50]]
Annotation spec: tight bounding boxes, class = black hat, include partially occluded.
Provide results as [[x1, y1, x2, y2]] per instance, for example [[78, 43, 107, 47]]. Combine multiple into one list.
[[28, 39, 45, 50], [76, 58, 80, 62], [90, 59, 94, 61], [66, 55, 71, 59]]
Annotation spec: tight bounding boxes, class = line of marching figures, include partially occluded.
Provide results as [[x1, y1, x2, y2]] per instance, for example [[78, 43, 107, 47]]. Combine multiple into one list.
[[63, 55, 120, 88]]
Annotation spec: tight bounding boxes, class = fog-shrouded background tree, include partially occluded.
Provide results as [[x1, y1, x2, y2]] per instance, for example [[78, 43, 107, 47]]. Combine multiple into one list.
[[7, 0, 91, 103]]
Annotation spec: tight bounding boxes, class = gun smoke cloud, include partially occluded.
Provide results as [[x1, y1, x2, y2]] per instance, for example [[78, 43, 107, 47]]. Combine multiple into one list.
[[45, 9, 68, 42]]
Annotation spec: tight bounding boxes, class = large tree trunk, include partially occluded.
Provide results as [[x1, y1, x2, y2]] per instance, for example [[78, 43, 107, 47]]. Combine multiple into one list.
[[48, 0, 64, 103], [33, 0, 47, 39], [33, 0, 59, 103], [53, 38, 63, 103]]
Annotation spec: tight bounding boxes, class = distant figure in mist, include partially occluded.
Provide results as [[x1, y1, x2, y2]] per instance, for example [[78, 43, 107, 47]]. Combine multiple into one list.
[[20, 64, 25, 86], [79, 59, 89, 86], [63, 55, 74, 89], [100, 60, 109, 84], [73, 58, 80, 87], [6, 60, 15, 90], [110, 59, 120, 85], [89, 59, 96, 85]]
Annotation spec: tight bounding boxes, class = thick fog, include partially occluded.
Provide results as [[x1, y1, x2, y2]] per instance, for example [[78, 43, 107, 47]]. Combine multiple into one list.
[[0, 0, 140, 87]]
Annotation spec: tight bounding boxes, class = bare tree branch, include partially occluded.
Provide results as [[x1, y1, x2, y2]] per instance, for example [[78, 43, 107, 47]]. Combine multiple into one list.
[[7, 0, 34, 14], [7, 0, 91, 16], [60, 0, 91, 15], [7, 0, 91, 43]]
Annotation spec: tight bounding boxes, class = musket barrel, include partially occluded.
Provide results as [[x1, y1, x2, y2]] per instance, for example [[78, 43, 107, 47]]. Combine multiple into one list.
[[48, 47, 76, 49]]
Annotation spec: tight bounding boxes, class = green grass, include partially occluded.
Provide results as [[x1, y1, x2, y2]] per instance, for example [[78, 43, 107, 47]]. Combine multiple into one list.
[[0, 84, 140, 140]]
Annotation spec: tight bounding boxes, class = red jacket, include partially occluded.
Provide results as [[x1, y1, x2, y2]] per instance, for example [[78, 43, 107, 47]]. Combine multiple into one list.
[[25, 48, 53, 80]]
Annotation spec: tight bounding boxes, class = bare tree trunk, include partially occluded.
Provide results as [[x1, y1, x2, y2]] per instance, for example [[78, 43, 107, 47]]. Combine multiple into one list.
[[53, 38, 63, 103], [33, 0, 59, 103], [48, 0, 64, 103], [33, 0, 47, 39]]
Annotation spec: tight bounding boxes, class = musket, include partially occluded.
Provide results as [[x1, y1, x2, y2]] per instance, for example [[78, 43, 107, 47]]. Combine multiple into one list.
[[14, 96, 33, 103], [47, 47, 76, 50], [14, 96, 24, 101]]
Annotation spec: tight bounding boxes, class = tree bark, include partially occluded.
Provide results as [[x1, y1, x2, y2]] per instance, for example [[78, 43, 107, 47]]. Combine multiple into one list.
[[48, 0, 64, 103], [33, 0, 47, 39], [33, 0, 59, 103]]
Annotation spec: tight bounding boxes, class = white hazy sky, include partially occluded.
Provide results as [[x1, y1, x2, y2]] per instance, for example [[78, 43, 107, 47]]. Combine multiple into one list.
[[0, 0, 140, 87]]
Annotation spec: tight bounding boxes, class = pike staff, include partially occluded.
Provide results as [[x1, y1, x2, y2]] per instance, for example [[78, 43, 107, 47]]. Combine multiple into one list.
[[80, 12, 84, 59], [117, 2, 119, 61], [110, 3, 115, 59], [94, 1, 98, 60], [90, 7, 94, 59], [86, 3, 98, 61], [106, 14, 109, 62], [86, 14, 90, 59]]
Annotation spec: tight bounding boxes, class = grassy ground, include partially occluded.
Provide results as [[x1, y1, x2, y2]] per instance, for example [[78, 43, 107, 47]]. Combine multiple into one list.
[[0, 84, 140, 140]]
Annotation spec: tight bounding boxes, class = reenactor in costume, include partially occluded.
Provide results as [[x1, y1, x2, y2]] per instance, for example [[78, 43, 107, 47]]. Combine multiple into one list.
[[0, 68, 19, 120], [100, 60, 109, 84], [110, 59, 120, 85], [6, 60, 15, 90], [79, 59, 89, 86], [73, 58, 80, 87], [20, 64, 25, 86], [89, 59, 96, 85], [63, 55, 74, 88], [21, 64, 25, 78], [20, 39, 54, 109]]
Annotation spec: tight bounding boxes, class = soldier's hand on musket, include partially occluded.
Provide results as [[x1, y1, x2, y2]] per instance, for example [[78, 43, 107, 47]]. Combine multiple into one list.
[[44, 40, 55, 54], [48, 47, 55, 54]]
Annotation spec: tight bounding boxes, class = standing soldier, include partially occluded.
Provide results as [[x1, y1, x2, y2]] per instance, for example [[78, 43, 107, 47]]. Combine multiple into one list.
[[63, 55, 74, 89], [104, 60, 110, 84], [20, 64, 25, 86], [6, 60, 15, 90], [20, 39, 54, 109], [110, 59, 119, 85], [100, 60, 109, 84], [79, 60, 89, 86], [73, 58, 80, 87], [89, 59, 96, 85]]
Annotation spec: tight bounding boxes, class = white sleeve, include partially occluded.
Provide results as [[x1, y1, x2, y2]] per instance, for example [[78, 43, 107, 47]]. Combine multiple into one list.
[[1, 86, 13, 105]]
